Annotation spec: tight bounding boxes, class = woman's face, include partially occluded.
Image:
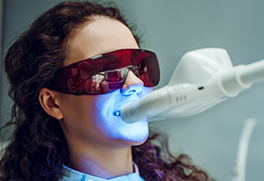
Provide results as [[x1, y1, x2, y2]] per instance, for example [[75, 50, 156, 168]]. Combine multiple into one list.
[[58, 16, 152, 147]]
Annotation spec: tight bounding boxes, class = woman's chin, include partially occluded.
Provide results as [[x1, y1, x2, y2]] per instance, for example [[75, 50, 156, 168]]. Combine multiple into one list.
[[124, 128, 149, 146]]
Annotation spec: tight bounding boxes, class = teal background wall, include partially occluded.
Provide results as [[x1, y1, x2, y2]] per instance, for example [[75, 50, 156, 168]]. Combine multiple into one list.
[[1, 0, 264, 180]]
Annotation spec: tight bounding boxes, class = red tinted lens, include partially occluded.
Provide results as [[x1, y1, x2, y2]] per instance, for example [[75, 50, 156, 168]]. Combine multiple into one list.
[[86, 69, 124, 94], [53, 49, 159, 95], [132, 50, 160, 87]]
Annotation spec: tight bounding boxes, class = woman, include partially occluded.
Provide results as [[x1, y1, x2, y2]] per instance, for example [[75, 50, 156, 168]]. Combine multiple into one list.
[[0, 1, 215, 181]]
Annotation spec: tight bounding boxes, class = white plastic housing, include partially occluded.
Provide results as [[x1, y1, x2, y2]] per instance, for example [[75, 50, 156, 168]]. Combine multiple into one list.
[[121, 48, 264, 124]]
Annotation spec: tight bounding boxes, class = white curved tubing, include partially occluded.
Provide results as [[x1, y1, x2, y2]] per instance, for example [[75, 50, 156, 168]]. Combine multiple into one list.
[[231, 118, 257, 181]]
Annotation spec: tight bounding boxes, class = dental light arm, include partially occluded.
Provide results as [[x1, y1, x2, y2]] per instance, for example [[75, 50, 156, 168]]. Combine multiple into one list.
[[121, 48, 264, 124], [240, 59, 264, 85], [231, 118, 257, 181]]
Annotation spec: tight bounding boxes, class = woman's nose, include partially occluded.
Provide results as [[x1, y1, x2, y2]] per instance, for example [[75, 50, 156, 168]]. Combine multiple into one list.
[[121, 71, 143, 95]]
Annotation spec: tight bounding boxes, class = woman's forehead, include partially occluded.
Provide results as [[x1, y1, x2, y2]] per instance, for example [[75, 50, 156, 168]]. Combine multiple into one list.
[[64, 16, 139, 66]]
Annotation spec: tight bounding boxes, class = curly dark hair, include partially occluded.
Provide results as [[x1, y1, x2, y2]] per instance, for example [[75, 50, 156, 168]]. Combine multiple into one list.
[[0, 1, 215, 181]]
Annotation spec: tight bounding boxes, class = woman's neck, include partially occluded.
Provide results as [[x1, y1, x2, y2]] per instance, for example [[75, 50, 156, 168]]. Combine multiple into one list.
[[66, 139, 134, 179]]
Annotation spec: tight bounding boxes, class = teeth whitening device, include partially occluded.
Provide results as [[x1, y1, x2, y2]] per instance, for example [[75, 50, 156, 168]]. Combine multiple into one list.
[[120, 48, 262, 181], [121, 48, 264, 123]]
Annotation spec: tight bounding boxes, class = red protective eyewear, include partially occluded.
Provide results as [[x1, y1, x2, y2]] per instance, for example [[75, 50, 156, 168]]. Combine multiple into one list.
[[52, 49, 160, 95]]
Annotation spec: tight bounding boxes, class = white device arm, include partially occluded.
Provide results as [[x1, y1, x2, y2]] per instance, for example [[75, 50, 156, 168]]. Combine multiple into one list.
[[121, 48, 264, 124], [239, 59, 264, 85], [231, 118, 257, 181]]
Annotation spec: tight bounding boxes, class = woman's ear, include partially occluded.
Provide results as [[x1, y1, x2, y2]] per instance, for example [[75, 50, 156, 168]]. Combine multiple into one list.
[[39, 88, 64, 120]]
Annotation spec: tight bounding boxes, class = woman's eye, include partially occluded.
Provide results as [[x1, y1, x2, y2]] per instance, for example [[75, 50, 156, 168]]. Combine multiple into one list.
[[92, 73, 104, 81]]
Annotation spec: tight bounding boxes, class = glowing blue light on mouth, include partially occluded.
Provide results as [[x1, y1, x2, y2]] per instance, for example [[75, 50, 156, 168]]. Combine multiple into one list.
[[92, 86, 152, 143], [113, 111, 121, 117]]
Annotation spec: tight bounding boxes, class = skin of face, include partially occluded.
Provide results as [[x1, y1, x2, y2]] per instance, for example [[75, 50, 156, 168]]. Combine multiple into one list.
[[58, 16, 152, 150], [38, 16, 155, 177]]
